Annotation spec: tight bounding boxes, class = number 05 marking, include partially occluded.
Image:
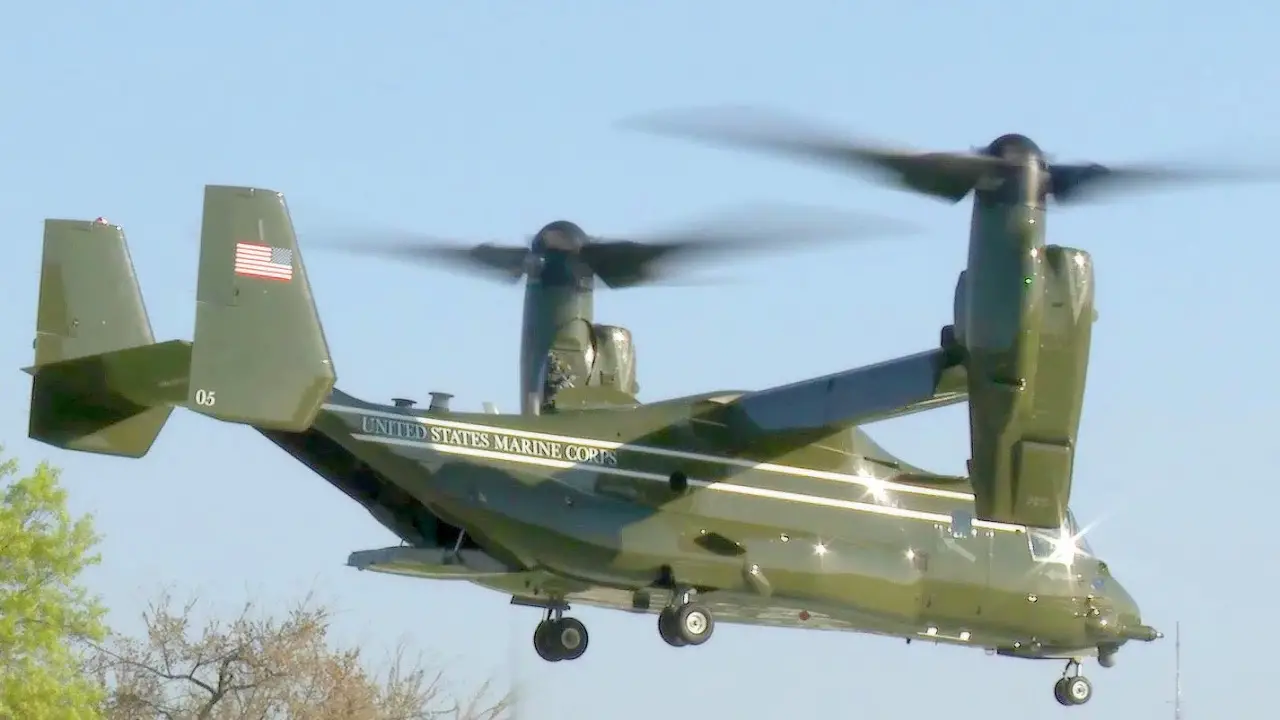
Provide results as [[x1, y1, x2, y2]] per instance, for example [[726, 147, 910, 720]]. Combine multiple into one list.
[[194, 389, 216, 407]]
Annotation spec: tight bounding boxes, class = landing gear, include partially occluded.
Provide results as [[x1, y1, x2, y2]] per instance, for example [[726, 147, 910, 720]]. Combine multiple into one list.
[[1053, 659, 1093, 706], [657, 590, 714, 648], [532, 607, 588, 662]]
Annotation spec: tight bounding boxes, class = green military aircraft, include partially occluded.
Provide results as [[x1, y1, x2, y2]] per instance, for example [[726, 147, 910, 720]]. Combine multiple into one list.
[[34, 156, 1243, 707]]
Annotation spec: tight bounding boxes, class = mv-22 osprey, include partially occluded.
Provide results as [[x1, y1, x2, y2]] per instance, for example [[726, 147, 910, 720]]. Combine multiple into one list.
[[28, 131, 1262, 707]]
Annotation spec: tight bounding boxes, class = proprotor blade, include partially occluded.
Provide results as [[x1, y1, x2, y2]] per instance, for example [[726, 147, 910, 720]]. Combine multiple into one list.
[[313, 204, 917, 289], [621, 105, 1008, 202], [313, 232, 532, 282], [582, 203, 920, 288], [1049, 161, 1280, 203], [625, 106, 1280, 206]]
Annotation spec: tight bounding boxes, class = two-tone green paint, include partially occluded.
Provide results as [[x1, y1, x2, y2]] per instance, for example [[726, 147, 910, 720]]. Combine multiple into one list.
[[321, 394, 1146, 650], [23, 183, 1155, 709]]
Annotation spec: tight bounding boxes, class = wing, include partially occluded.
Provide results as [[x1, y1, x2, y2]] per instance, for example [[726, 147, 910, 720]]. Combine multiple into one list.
[[720, 344, 967, 437]]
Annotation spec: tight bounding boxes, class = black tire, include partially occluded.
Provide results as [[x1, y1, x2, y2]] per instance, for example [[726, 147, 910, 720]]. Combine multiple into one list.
[[533, 620, 562, 662], [657, 607, 687, 647], [1053, 678, 1070, 706]]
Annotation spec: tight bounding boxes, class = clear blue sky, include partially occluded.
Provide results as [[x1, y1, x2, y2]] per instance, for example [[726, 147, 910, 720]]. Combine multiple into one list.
[[2, 1, 1276, 716]]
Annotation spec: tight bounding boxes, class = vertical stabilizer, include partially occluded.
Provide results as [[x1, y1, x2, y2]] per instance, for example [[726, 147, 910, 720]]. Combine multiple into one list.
[[27, 219, 181, 457], [35, 218, 154, 365], [187, 186, 335, 431]]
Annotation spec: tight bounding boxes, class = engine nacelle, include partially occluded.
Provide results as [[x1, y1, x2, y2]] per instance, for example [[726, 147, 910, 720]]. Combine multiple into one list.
[[967, 244, 1095, 528], [589, 324, 639, 396], [952, 269, 969, 348]]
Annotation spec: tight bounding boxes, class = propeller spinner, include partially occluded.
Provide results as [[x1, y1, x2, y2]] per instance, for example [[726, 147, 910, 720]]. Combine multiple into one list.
[[622, 106, 1280, 204]]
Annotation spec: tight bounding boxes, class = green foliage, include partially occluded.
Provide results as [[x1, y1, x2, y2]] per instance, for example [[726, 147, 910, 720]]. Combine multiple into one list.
[[0, 449, 108, 720]]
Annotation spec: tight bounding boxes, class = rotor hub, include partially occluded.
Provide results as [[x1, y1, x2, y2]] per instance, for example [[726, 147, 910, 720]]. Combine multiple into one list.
[[533, 220, 587, 253], [985, 133, 1046, 168]]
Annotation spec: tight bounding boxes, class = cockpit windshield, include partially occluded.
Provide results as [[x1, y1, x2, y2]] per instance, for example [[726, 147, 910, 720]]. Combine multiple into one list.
[[1066, 510, 1093, 554], [1027, 510, 1092, 564]]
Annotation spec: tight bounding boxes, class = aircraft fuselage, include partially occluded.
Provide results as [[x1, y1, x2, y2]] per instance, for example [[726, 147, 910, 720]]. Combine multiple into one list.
[[292, 389, 1152, 661]]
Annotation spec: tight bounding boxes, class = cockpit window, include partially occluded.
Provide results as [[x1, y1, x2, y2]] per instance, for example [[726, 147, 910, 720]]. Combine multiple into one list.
[[1066, 510, 1093, 554], [1027, 510, 1091, 564], [1028, 532, 1056, 562]]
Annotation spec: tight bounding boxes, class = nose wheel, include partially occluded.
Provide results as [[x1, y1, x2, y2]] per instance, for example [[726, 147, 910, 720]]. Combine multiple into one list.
[[1053, 660, 1093, 706], [532, 609, 588, 662], [657, 593, 714, 648]]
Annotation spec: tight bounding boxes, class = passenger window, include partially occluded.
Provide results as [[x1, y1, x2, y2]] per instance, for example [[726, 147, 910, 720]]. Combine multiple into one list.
[[949, 510, 973, 538]]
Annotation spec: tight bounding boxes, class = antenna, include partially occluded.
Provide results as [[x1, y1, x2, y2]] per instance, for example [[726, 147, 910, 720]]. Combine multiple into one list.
[[1173, 621, 1183, 720]]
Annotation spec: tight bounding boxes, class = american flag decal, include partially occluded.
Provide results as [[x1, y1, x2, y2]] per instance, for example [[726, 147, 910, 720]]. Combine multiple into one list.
[[233, 241, 294, 281]]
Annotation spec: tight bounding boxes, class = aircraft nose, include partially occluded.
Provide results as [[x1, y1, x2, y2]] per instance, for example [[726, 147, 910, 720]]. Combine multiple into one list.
[[1090, 569, 1162, 643], [1106, 579, 1141, 627]]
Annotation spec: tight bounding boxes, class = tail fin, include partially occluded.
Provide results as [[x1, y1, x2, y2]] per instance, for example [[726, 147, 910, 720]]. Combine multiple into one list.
[[186, 186, 335, 430], [24, 187, 336, 458], [27, 219, 184, 457]]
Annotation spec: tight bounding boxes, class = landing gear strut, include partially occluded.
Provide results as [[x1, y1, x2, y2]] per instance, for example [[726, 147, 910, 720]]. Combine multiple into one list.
[[1053, 659, 1093, 706], [532, 605, 588, 662], [657, 589, 714, 648]]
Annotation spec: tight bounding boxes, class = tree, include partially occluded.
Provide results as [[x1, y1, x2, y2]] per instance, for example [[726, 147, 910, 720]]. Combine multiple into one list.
[[88, 590, 514, 720], [0, 449, 109, 719]]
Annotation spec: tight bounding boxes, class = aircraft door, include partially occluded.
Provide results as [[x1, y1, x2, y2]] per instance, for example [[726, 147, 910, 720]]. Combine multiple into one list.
[[922, 510, 993, 625]]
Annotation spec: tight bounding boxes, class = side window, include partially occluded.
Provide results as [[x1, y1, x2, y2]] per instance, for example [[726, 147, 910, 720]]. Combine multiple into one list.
[[949, 510, 973, 539]]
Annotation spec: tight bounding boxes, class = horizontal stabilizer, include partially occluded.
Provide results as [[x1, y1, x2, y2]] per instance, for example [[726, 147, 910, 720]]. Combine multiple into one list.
[[723, 347, 966, 436], [188, 186, 335, 431], [347, 545, 524, 580], [27, 341, 192, 458]]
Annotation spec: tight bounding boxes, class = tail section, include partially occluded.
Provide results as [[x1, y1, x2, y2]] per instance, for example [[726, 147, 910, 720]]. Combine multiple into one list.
[[27, 219, 184, 457], [24, 186, 336, 458], [187, 186, 335, 430]]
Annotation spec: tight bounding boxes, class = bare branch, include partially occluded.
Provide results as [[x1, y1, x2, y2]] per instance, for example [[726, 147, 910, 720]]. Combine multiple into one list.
[[88, 590, 514, 720]]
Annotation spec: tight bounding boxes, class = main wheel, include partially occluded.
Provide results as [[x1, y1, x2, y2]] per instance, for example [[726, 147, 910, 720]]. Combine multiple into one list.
[[533, 620, 562, 662], [532, 618, 589, 662], [553, 617, 589, 661], [1063, 676, 1092, 705], [1053, 678, 1070, 706], [657, 607, 687, 647], [672, 603, 714, 646]]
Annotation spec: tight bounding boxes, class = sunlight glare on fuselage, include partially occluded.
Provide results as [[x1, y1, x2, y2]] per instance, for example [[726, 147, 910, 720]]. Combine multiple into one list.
[[860, 473, 891, 504], [1030, 518, 1094, 568]]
